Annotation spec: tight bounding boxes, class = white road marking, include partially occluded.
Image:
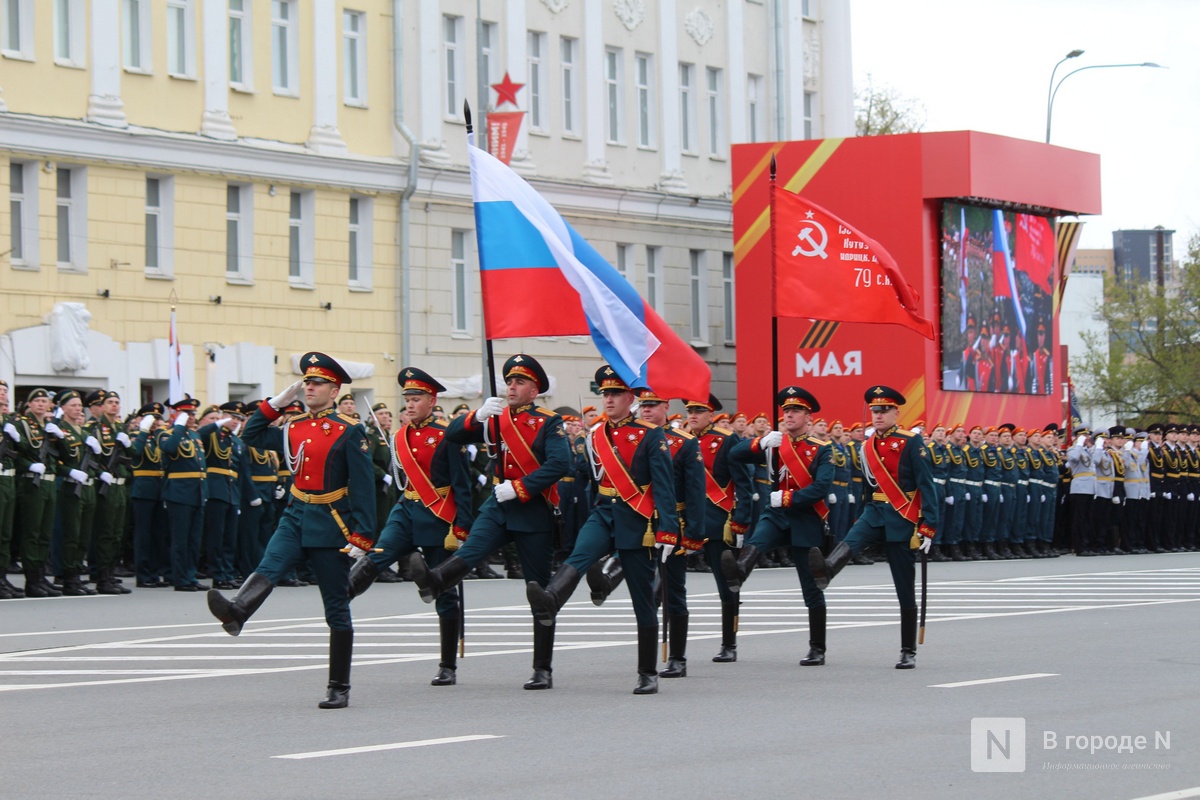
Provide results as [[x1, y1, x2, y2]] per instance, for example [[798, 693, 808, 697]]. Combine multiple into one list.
[[929, 673, 1059, 688], [273, 735, 503, 760], [1126, 788, 1200, 800]]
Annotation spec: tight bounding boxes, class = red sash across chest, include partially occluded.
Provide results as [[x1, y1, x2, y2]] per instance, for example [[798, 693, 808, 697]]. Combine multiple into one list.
[[777, 437, 828, 519], [497, 407, 559, 505], [864, 433, 922, 524], [394, 422, 456, 523], [289, 415, 352, 491], [698, 429, 734, 511], [593, 422, 655, 519]]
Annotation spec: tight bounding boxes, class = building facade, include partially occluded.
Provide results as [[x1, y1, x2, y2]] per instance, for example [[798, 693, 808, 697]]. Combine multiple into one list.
[[1, 0, 853, 412], [1113, 227, 1176, 286]]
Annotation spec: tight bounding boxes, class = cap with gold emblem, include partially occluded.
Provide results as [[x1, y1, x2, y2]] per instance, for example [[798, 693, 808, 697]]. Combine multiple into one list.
[[54, 389, 81, 406], [684, 394, 723, 413], [372, 402, 389, 412], [84, 389, 108, 407], [776, 385, 819, 413], [452, 403, 470, 415], [219, 401, 245, 416], [595, 364, 632, 392], [397, 366, 446, 395], [864, 385, 906, 408], [337, 393, 355, 405], [301, 351, 353, 386], [170, 393, 200, 412], [636, 387, 666, 405], [503, 353, 549, 393], [137, 402, 166, 418]]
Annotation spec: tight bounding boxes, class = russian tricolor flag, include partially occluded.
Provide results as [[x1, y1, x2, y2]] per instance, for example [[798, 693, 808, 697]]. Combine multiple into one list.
[[468, 141, 710, 401], [991, 209, 1026, 338]]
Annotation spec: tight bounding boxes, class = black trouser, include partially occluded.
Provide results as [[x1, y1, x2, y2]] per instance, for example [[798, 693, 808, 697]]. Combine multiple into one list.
[[1068, 493, 1091, 553]]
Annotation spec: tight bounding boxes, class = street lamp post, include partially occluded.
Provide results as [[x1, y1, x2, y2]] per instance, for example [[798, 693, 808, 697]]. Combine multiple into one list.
[[1045, 49, 1084, 143], [1046, 57, 1165, 143]]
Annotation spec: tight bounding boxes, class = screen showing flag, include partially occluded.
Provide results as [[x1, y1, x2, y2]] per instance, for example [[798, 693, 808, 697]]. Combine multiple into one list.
[[939, 201, 1056, 395]]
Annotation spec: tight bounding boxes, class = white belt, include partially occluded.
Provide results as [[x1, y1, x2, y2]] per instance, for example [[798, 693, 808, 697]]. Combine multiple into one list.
[[965, 480, 982, 487], [0, 468, 14, 477], [933, 478, 946, 485], [984, 480, 1003, 486], [948, 477, 968, 484], [28, 472, 53, 481], [66, 476, 95, 487], [112, 477, 127, 486]]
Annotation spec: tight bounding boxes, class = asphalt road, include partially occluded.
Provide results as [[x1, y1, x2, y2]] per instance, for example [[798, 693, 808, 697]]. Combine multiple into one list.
[[3, 553, 1199, 800]]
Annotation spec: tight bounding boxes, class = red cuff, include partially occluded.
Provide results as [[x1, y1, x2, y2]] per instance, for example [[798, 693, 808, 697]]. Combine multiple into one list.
[[750, 438, 763, 454], [655, 530, 680, 547], [917, 522, 936, 539], [465, 411, 481, 431], [729, 521, 749, 535], [512, 478, 531, 503], [681, 535, 707, 552], [346, 532, 375, 551], [781, 490, 793, 509], [452, 525, 469, 542], [259, 401, 282, 422]]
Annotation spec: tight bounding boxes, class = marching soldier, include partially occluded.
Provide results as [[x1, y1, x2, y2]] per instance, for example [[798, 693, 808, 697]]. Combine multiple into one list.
[[407, 354, 570, 690], [348, 367, 474, 687], [208, 353, 377, 709], [130, 403, 169, 587], [723, 386, 834, 666], [526, 366, 679, 694], [160, 395, 210, 590], [808, 386, 939, 669], [684, 394, 753, 662], [0, 380, 19, 599]]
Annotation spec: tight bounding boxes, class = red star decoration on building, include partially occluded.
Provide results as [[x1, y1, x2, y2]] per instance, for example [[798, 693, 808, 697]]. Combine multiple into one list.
[[492, 72, 524, 108]]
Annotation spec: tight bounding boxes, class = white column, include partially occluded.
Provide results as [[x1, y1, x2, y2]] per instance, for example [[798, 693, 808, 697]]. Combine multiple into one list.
[[726, 0, 746, 146], [785, 0, 806, 140], [581, 0, 611, 184], [418, 0, 451, 164], [200, 0, 236, 139], [505, 0, 536, 174], [820, 0, 855, 138], [657, 0, 685, 192], [306, 0, 347, 153], [87, 0, 127, 127]]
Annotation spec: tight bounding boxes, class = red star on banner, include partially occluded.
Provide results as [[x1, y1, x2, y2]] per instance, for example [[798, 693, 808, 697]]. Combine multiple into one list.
[[492, 72, 524, 108]]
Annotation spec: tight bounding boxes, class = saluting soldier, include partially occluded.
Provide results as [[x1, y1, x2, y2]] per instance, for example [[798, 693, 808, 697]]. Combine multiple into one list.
[[808, 386, 939, 669], [723, 386, 834, 666], [201, 401, 248, 589], [526, 366, 679, 694], [1124, 431, 1150, 554], [160, 395, 210, 590], [0, 380, 20, 599], [1066, 427, 1097, 555], [348, 367, 474, 687], [238, 401, 281, 579], [130, 403, 170, 587], [407, 354, 570, 690], [208, 353, 377, 709], [1091, 428, 1118, 555]]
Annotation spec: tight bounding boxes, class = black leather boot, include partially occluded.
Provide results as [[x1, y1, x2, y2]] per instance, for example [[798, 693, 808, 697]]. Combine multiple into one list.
[[207, 572, 273, 636], [26, 566, 61, 597], [808, 542, 853, 591], [929, 545, 950, 563], [659, 614, 689, 678], [586, 556, 623, 606], [431, 611, 459, 686], [348, 557, 379, 598], [63, 569, 98, 596], [96, 567, 129, 595], [408, 553, 469, 604], [526, 564, 581, 626], [895, 607, 917, 669], [713, 601, 738, 662], [523, 622, 555, 690], [720, 544, 761, 593], [633, 625, 659, 694], [318, 628, 353, 708], [799, 606, 827, 666]]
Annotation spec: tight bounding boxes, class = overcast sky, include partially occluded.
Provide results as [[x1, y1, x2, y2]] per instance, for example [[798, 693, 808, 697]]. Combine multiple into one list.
[[849, 0, 1199, 252]]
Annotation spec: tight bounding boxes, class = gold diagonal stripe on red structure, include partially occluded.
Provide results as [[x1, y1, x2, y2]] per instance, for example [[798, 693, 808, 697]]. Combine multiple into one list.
[[732, 145, 786, 206], [734, 138, 845, 264]]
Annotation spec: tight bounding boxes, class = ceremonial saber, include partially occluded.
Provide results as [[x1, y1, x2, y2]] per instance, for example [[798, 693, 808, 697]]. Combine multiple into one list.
[[341, 547, 384, 553], [661, 556, 668, 663], [458, 572, 466, 658], [918, 547, 928, 645]]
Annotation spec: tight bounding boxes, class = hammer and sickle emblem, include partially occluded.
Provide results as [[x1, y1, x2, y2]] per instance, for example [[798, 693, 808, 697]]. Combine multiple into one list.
[[792, 215, 829, 260]]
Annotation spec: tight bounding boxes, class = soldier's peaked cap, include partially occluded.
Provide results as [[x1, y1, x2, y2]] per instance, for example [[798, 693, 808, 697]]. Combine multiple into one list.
[[777, 386, 819, 413], [398, 367, 445, 395], [300, 352, 352, 386], [684, 394, 723, 413], [503, 354, 549, 393], [865, 385, 905, 408], [595, 365, 632, 392]]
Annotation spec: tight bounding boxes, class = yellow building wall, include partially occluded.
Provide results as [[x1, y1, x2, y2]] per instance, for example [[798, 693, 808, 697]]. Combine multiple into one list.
[[0, 6, 92, 121], [334, 4, 396, 158], [227, 0, 315, 145]]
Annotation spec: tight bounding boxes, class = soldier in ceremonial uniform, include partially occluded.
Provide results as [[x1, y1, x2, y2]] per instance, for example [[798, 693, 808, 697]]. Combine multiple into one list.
[[0, 380, 19, 599], [203, 401, 250, 589], [337, 392, 357, 417], [1146, 423, 1167, 552], [239, 402, 281, 578], [208, 352, 376, 709], [1124, 431, 1150, 553], [348, 367, 474, 686], [159, 395, 210, 590], [130, 403, 170, 587], [14, 389, 63, 596], [407, 354, 570, 690], [722, 386, 834, 665], [86, 391, 133, 592], [1090, 429, 1118, 555], [827, 421, 852, 545], [1184, 426, 1200, 551], [684, 394, 754, 662], [526, 366, 679, 694], [365, 402, 398, 540], [959, 425, 987, 560], [808, 386, 938, 669], [1065, 427, 1097, 555], [50, 390, 101, 595], [925, 424, 950, 561]]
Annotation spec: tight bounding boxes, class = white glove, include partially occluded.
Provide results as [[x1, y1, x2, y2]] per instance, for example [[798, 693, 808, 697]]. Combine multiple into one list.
[[1074, 435, 1087, 448], [494, 480, 517, 503], [1190, 493, 1196, 502], [3, 422, 18, 442], [1000, 493, 1006, 504], [216, 417, 236, 429], [1140, 440, 1149, 451], [964, 492, 971, 501], [752, 492, 759, 502], [1040, 495, 1046, 503], [1123, 441, 1133, 452], [476, 397, 506, 421], [735, 534, 745, 548], [911, 426, 923, 435], [1165, 492, 1173, 500], [268, 380, 304, 410], [28, 462, 47, 475], [346, 545, 367, 560], [116, 432, 132, 448], [865, 427, 875, 438], [1025, 495, 1030, 503], [945, 495, 954, 505], [1151, 492, 1157, 499], [982, 493, 988, 503], [53, 407, 64, 419], [1111, 496, 1120, 505], [918, 535, 933, 553], [44, 421, 65, 439], [383, 474, 393, 487], [656, 542, 674, 563], [249, 497, 263, 507], [99, 471, 114, 485], [139, 415, 155, 433], [759, 431, 784, 449], [85, 435, 102, 454], [173, 413, 189, 428], [467, 444, 478, 459], [274, 485, 286, 500], [69, 468, 89, 483], [770, 490, 784, 508], [477, 474, 488, 486], [848, 493, 855, 504], [827, 492, 837, 505], [1095, 436, 1105, 449]]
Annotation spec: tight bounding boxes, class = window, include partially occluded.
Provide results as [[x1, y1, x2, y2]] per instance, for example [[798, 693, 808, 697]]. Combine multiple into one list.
[[348, 196, 373, 289], [479, 21, 497, 88], [747, 74, 764, 143], [706, 67, 723, 156], [560, 36, 577, 134], [527, 31, 546, 131], [144, 176, 175, 278], [167, 0, 195, 78], [8, 161, 38, 269], [605, 47, 623, 144], [226, 184, 254, 282], [689, 250, 708, 343], [122, 0, 151, 71], [442, 15, 463, 119], [54, 0, 85, 66], [645, 245, 662, 313], [802, 0, 814, 18], [616, 244, 633, 281], [803, 91, 815, 139], [343, 10, 366, 105], [271, 0, 298, 94], [56, 166, 87, 271], [2, 0, 33, 59], [635, 53, 654, 148], [679, 63, 695, 153], [722, 252, 735, 344], [229, 0, 251, 89], [287, 189, 314, 287], [450, 230, 471, 334]]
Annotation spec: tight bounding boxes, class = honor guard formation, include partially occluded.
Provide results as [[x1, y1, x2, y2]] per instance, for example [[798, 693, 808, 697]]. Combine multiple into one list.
[[2, 361, 1198, 705]]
